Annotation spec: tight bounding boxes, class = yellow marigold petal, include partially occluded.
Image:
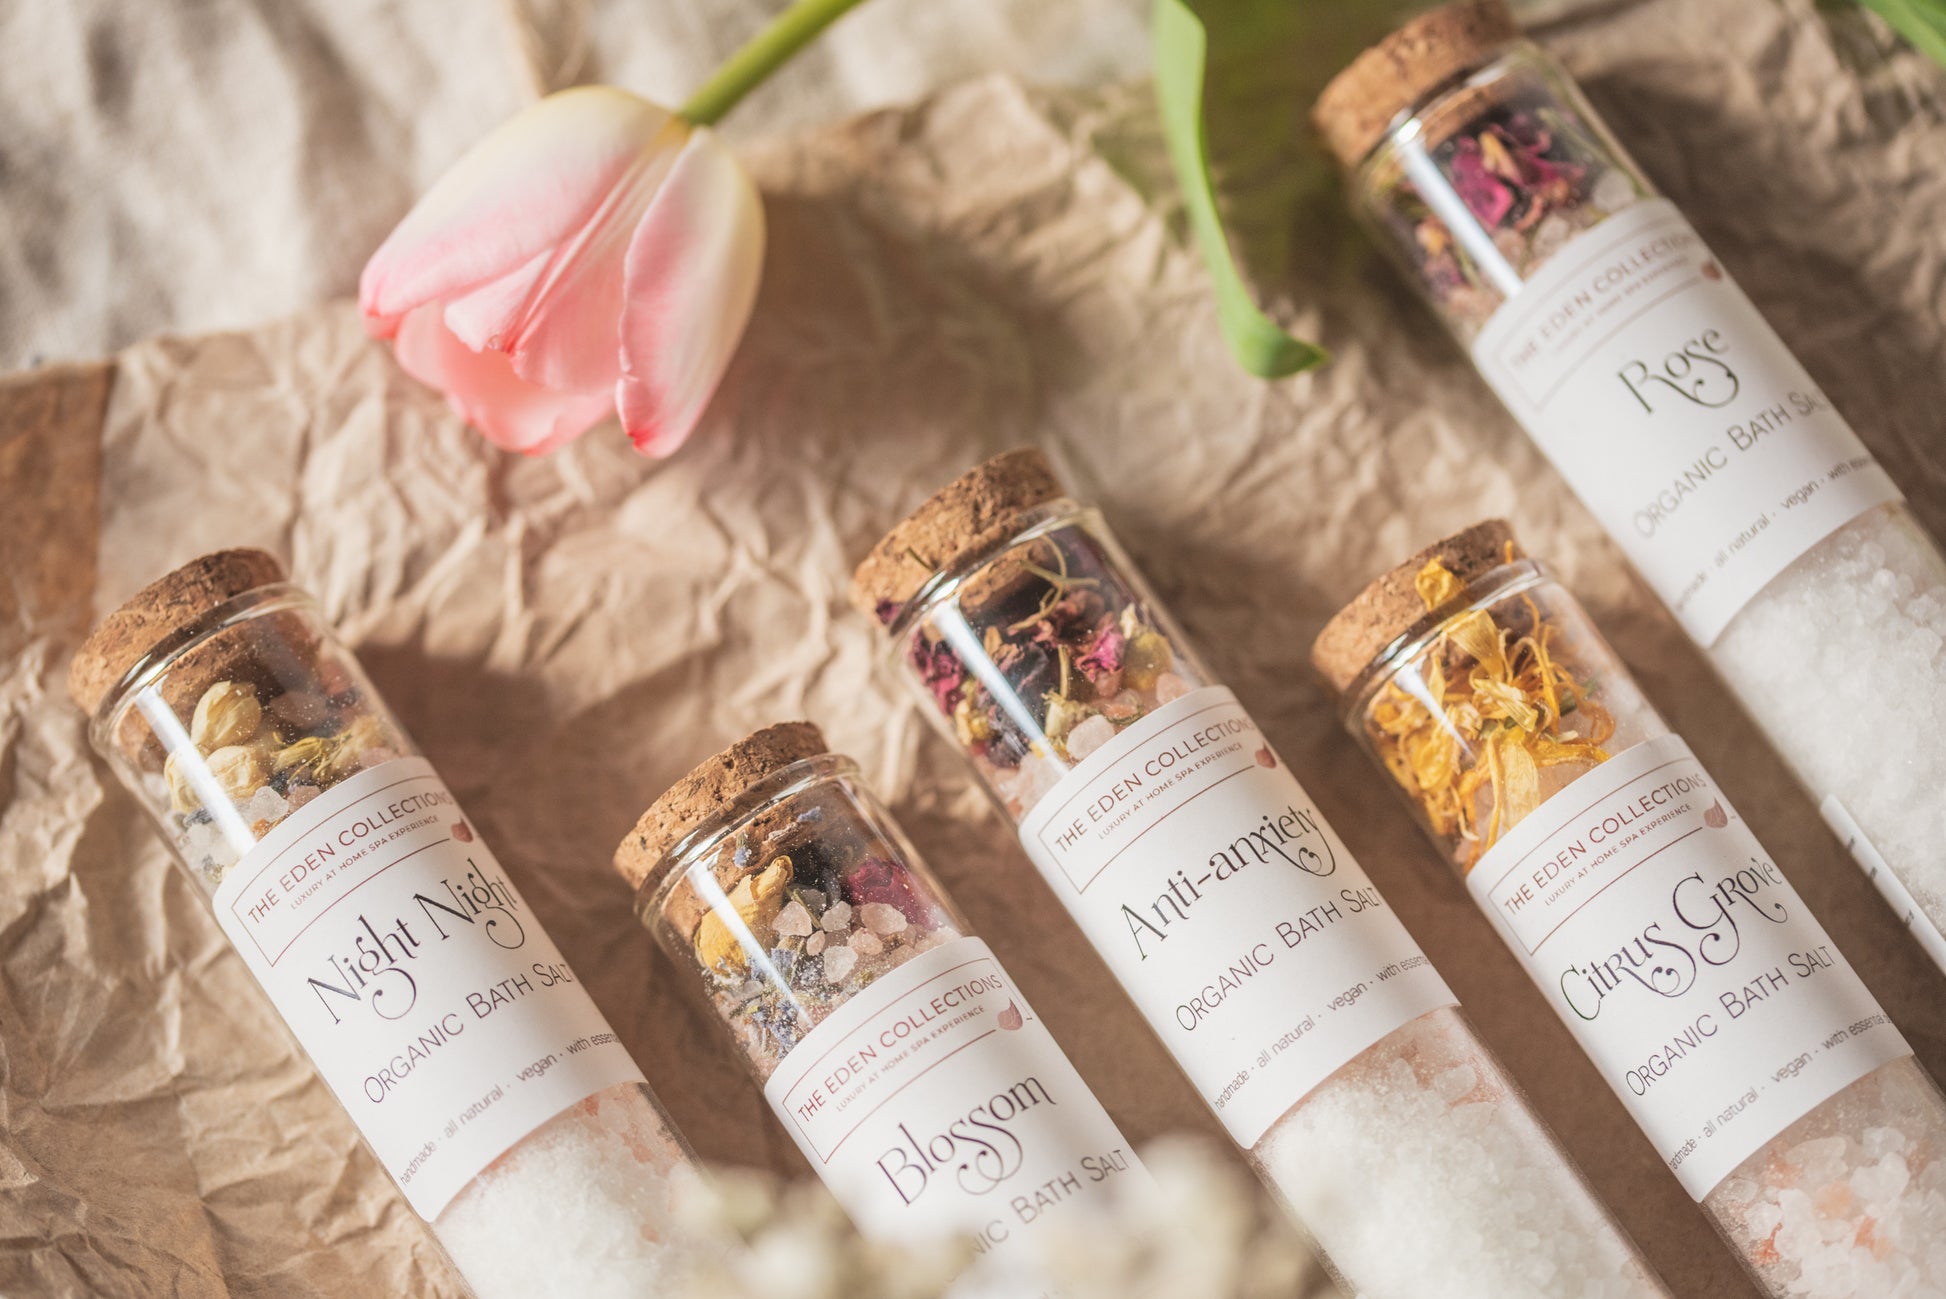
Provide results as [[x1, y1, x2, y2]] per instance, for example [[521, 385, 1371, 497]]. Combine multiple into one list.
[[1497, 738, 1542, 831], [1445, 609, 1507, 676], [1415, 559, 1466, 611]]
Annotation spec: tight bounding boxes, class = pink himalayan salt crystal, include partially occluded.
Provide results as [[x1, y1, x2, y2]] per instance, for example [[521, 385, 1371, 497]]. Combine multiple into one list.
[[1066, 714, 1117, 761], [859, 902, 908, 936]]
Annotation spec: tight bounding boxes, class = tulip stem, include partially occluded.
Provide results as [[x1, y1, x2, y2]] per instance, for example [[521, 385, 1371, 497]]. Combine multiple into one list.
[[679, 0, 870, 126]]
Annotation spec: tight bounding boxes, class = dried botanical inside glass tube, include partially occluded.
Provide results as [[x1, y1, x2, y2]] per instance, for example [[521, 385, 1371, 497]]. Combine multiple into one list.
[[1314, 0, 1946, 976], [852, 450, 1673, 1299], [70, 550, 696, 1299], [1315, 520, 1946, 1299], [617, 722, 1141, 1289]]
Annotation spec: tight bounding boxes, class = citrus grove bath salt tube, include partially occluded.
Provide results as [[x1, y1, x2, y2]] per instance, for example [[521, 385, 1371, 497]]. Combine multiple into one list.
[[850, 451, 1673, 1299], [1314, 0, 1946, 973], [616, 723, 1141, 1291], [69, 551, 696, 1299], [1314, 521, 1946, 1299]]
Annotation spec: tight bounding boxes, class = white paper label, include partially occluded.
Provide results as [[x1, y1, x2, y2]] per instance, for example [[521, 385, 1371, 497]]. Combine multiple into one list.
[[1821, 796, 1946, 972], [1468, 735, 1909, 1198], [1016, 687, 1456, 1147], [211, 758, 645, 1218], [1471, 198, 1900, 644], [762, 937, 1137, 1274]]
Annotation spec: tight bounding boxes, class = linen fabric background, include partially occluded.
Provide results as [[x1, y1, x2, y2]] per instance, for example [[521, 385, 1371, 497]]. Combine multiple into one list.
[[2, 0, 1945, 1295]]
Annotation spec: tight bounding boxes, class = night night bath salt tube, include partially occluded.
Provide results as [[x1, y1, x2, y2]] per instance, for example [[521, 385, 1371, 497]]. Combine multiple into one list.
[[69, 551, 695, 1299], [616, 723, 1141, 1293], [1313, 521, 1946, 1299], [1314, 0, 1946, 973], [850, 451, 1672, 1299]]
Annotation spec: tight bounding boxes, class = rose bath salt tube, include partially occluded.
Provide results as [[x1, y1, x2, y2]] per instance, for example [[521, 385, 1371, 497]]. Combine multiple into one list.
[[1313, 521, 1946, 1299], [69, 551, 696, 1299], [849, 451, 1673, 1299], [1314, 0, 1946, 973], [615, 723, 1141, 1293]]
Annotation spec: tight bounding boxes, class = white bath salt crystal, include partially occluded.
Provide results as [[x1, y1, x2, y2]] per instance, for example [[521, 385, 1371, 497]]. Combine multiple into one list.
[[1064, 714, 1116, 761], [819, 902, 852, 932], [821, 946, 858, 983], [1863, 1126, 1908, 1159], [847, 930, 884, 957], [774, 899, 814, 938], [858, 902, 907, 936], [1432, 1064, 1478, 1105], [1251, 1009, 1664, 1299], [1851, 1153, 1910, 1205], [434, 1084, 696, 1299], [1714, 508, 1946, 940], [805, 931, 828, 957], [798, 888, 826, 912]]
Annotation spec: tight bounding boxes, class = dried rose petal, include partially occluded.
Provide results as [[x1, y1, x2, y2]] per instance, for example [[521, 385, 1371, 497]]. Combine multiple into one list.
[[844, 857, 932, 927], [1450, 139, 1515, 227], [1076, 624, 1126, 685], [907, 638, 967, 714]]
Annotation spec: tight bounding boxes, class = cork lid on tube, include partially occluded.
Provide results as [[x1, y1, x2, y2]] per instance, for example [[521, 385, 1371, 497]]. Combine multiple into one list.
[[1311, 519, 1527, 698], [614, 720, 832, 948], [849, 449, 1066, 622], [1312, 0, 1521, 170], [69, 549, 288, 719]]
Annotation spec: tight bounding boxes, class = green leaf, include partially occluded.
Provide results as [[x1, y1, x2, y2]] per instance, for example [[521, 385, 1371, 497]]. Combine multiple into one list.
[[1857, 0, 1946, 65], [1152, 0, 1327, 379]]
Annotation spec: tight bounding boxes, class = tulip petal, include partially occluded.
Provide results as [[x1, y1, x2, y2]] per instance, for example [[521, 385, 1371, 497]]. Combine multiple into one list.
[[616, 128, 765, 458], [360, 86, 675, 338], [394, 305, 613, 455], [487, 135, 682, 394]]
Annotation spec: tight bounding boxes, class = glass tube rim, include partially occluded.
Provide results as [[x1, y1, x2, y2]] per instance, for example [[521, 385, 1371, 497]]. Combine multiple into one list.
[[91, 582, 316, 757], [639, 750, 863, 926], [1354, 40, 1552, 181], [878, 496, 1096, 653], [1340, 557, 1555, 725]]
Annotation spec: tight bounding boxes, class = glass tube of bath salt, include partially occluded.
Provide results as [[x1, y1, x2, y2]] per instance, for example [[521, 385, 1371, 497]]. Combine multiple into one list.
[[1313, 520, 1946, 1298], [1314, 0, 1946, 974], [850, 451, 1672, 1299], [69, 550, 696, 1299], [615, 722, 1143, 1294]]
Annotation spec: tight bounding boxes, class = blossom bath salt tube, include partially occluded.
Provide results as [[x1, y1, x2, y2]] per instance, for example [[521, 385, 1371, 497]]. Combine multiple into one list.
[[850, 451, 1673, 1299], [68, 551, 696, 1299], [1312, 521, 1946, 1299], [1314, 0, 1946, 972], [615, 723, 1142, 1294]]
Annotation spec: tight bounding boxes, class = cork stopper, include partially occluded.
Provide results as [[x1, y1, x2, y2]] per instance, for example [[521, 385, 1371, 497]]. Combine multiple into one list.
[[614, 722, 831, 897], [1313, 0, 1521, 169], [1312, 520, 1525, 696], [68, 549, 288, 719], [849, 449, 1066, 622]]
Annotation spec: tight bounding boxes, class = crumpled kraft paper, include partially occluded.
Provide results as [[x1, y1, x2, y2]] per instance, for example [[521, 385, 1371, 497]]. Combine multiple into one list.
[[3, 2, 1945, 1295]]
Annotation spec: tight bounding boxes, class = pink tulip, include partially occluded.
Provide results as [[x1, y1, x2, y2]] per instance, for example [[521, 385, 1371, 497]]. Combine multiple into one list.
[[360, 86, 765, 457]]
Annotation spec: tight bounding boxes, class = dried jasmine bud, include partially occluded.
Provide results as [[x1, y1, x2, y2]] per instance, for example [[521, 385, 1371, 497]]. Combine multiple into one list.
[[163, 751, 200, 814], [694, 856, 791, 973], [204, 744, 268, 803], [190, 681, 262, 752]]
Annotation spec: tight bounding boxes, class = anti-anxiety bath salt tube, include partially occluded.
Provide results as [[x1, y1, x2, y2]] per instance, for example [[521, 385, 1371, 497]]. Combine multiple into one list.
[[1314, 521, 1946, 1299], [69, 551, 696, 1299], [615, 723, 1142, 1293], [851, 451, 1673, 1299], [1315, 0, 1946, 974]]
